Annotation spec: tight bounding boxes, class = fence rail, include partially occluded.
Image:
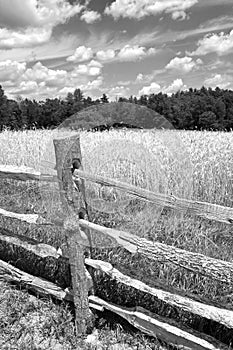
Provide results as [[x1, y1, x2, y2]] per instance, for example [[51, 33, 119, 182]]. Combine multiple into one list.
[[0, 134, 232, 349], [80, 219, 233, 284], [0, 164, 57, 182], [75, 170, 233, 224], [0, 256, 228, 350], [1, 230, 232, 328]]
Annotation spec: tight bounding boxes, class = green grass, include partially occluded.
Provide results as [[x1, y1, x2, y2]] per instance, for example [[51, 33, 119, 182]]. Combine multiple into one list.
[[0, 128, 233, 349]]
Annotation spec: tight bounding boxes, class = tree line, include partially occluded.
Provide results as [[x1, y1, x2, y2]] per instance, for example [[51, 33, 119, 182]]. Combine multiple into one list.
[[0, 84, 232, 131]]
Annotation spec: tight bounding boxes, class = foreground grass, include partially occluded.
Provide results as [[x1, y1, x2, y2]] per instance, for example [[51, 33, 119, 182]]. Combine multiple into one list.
[[1, 281, 164, 350], [0, 128, 233, 348]]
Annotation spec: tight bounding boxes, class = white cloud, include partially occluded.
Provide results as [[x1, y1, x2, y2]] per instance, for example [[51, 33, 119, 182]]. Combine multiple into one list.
[[22, 62, 67, 87], [189, 29, 233, 56], [71, 60, 103, 77], [59, 76, 104, 95], [204, 74, 232, 89], [71, 65, 89, 75], [0, 0, 84, 49], [96, 49, 116, 61], [118, 45, 156, 61], [88, 60, 103, 68], [80, 10, 101, 24], [0, 0, 84, 28], [135, 69, 166, 84], [66, 46, 93, 63], [8, 82, 60, 100], [0, 0, 39, 27], [0, 27, 52, 49], [136, 73, 144, 82], [139, 82, 161, 95], [138, 78, 187, 96], [88, 67, 102, 76], [13, 80, 39, 94], [85, 76, 103, 90], [0, 60, 26, 81], [1, 61, 69, 95], [3, 58, 104, 100], [95, 45, 156, 63], [104, 0, 198, 20], [166, 56, 203, 72], [163, 78, 187, 94], [171, 10, 186, 20]]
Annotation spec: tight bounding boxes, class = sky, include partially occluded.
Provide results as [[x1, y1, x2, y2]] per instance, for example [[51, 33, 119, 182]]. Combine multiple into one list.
[[0, 0, 233, 101]]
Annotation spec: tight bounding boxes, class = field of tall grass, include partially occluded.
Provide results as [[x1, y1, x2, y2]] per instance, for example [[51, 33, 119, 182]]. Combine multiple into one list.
[[0, 128, 232, 349]]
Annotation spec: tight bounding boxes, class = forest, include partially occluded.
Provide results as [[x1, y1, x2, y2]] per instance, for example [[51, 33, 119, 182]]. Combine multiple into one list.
[[0, 84, 233, 131]]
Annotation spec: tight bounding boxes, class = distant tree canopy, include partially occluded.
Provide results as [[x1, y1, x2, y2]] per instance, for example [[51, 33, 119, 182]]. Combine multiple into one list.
[[0, 85, 233, 131], [59, 102, 170, 130]]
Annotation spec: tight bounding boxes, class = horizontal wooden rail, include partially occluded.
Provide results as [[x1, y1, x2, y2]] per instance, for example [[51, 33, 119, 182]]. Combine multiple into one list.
[[0, 257, 228, 349], [0, 165, 57, 182], [1, 229, 232, 328], [0, 259, 72, 301], [0, 207, 53, 225], [75, 170, 233, 224], [80, 219, 233, 285], [86, 259, 233, 329], [89, 296, 227, 350], [1, 164, 232, 224]]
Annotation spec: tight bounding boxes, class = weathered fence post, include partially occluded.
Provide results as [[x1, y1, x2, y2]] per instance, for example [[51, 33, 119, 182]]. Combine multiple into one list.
[[53, 134, 92, 335]]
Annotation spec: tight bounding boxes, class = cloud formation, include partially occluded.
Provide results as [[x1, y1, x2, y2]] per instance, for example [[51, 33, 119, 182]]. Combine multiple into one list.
[[189, 29, 233, 56], [0, 27, 52, 49], [118, 45, 156, 61], [67, 46, 94, 63], [139, 82, 161, 95], [166, 56, 203, 72], [104, 0, 198, 20], [2, 59, 104, 100], [0, 0, 84, 28], [80, 10, 101, 24], [138, 78, 186, 95], [22, 62, 67, 87], [204, 73, 232, 89], [71, 60, 103, 77], [164, 78, 187, 94], [0, 0, 84, 48], [96, 49, 116, 61], [0, 60, 26, 81]]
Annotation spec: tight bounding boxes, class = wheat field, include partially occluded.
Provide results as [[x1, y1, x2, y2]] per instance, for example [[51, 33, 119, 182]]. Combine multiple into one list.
[[0, 128, 232, 204], [0, 128, 233, 349]]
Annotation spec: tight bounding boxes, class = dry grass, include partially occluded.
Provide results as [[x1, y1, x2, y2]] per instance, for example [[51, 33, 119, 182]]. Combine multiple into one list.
[[0, 128, 233, 349]]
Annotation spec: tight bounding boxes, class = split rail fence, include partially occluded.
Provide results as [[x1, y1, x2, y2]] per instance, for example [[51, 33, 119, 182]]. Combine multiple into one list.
[[0, 134, 233, 350]]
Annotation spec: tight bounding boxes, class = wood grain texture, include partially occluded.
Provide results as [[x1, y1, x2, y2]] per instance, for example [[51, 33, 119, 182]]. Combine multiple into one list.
[[0, 259, 72, 301], [89, 296, 228, 350], [0, 165, 57, 182], [1, 229, 231, 328], [75, 170, 233, 224], [0, 207, 53, 225], [54, 135, 91, 335], [80, 219, 233, 284], [86, 259, 233, 329], [1, 257, 227, 349]]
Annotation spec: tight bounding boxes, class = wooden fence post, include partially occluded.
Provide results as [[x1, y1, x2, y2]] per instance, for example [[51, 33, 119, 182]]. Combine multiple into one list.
[[53, 134, 92, 336]]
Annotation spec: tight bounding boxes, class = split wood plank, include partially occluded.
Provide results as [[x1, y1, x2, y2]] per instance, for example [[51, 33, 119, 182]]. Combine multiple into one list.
[[75, 170, 233, 224], [0, 259, 72, 301], [86, 258, 233, 329], [80, 219, 233, 285], [0, 165, 57, 182], [89, 296, 228, 350]]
